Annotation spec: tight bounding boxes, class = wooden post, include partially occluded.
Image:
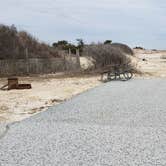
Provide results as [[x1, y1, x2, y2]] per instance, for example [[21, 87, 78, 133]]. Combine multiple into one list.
[[25, 48, 29, 75], [76, 49, 81, 68], [69, 48, 71, 56], [62, 51, 67, 71]]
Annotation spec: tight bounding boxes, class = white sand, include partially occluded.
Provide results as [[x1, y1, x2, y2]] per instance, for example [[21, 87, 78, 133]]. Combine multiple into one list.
[[134, 49, 166, 77], [0, 75, 101, 123]]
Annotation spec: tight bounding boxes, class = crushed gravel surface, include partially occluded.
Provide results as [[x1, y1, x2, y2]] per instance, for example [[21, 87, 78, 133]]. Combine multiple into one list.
[[0, 79, 166, 166]]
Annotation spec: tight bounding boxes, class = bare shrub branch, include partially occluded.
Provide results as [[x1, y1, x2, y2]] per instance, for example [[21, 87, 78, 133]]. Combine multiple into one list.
[[83, 44, 132, 69]]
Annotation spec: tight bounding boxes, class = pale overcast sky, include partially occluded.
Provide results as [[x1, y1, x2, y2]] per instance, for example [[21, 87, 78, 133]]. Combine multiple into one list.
[[0, 0, 166, 49]]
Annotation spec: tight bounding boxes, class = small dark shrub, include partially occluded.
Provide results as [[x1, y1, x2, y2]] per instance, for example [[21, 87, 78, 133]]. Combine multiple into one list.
[[134, 46, 145, 50]]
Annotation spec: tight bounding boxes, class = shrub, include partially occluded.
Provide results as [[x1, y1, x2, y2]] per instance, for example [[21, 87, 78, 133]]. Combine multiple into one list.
[[104, 40, 112, 45], [111, 43, 134, 55], [134, 46, 144, 50], [83, 44, 131, 69], [0, 24, 18, 59], [0, 24, 60, 59]]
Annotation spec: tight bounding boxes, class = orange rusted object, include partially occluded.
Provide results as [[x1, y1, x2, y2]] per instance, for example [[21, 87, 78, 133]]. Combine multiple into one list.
[[1, 78, 32, 90], [8, 78, 19, 90]]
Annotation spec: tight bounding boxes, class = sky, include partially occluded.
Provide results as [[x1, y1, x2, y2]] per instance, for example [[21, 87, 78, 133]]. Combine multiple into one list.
[[0, 0, 166, 49]]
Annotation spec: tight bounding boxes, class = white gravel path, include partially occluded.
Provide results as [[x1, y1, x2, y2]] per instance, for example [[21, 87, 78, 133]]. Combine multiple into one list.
[[0, 79, 166, 166]]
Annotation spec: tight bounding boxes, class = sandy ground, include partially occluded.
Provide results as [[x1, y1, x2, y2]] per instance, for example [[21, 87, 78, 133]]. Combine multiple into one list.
[[0, 74, 101, 123], [133, 49, 166, 77]]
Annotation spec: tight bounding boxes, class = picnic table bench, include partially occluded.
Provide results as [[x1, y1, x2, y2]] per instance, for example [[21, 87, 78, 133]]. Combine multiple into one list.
[[100, 64, 133, 81]]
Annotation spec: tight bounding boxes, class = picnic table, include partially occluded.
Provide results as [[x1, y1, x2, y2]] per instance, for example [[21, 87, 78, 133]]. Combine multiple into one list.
[[100, 64, 133, 81]]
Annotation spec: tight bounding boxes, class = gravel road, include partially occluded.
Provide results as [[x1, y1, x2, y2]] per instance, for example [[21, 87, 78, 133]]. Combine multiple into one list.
[[0, 79, 166, 166]]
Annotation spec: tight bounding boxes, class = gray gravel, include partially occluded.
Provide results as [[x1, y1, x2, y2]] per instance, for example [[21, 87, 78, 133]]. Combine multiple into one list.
[[1, 79, 166, 166]]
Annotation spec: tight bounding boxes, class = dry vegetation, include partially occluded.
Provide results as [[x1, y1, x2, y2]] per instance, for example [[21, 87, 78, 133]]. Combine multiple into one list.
[[0, 24, 134, 72], [0, 24, 60, 60], [83, 43, 133, 69]]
